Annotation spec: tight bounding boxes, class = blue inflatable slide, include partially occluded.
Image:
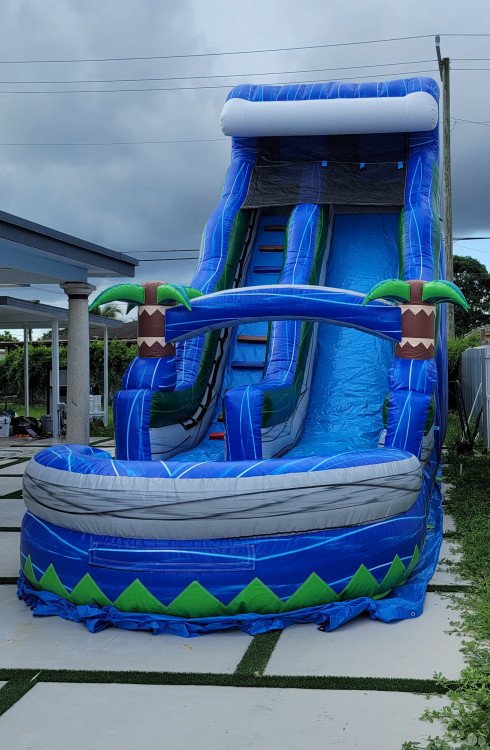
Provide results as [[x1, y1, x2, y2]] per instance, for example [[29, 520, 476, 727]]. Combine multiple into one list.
[[18, 77, 469, 636]]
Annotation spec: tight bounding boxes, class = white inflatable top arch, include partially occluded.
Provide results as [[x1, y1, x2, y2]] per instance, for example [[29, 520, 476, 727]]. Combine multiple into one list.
[[220, 91, 438, 137]]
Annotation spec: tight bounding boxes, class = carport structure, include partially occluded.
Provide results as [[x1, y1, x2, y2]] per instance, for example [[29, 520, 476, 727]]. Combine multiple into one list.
[[0, 297, 125, 437], [0, 210, 138, 441]]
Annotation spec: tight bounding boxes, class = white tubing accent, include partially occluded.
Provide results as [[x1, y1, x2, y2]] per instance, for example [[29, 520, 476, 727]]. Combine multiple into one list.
[[220, 92, 438, 137]]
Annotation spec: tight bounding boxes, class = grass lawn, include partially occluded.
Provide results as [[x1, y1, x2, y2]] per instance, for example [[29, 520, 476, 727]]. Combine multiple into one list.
[[403, 433, 490, 749]]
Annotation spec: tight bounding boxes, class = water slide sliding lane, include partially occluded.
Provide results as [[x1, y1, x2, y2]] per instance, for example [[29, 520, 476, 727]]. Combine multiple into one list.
[[287, 211, 399, 458]]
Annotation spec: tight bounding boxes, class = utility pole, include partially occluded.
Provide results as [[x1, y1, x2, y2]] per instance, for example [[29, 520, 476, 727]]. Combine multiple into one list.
[[436, 35, 455, 338]]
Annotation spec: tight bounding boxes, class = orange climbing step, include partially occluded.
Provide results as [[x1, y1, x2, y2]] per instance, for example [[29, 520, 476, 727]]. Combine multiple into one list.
[[259, 244, 284, 253], [237, 335, 268, 344]]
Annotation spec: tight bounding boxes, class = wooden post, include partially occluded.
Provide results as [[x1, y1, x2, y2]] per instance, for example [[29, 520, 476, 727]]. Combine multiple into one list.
[[436, 36, 455, 338]]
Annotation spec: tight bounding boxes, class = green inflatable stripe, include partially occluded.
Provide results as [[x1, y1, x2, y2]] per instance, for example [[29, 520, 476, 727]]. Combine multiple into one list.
[[282, 572, 338, 611], [340, 564, 379, 600], [167, 581, 227, 619], [69, 574, 112, 608], [39, 564, 70, 600], [405, 545, 420, 577], [113, 579, 167, 615], [376, 555, 407, 595], [226, 578, 284, 615], [23, 555, 39, 588], [23, 545, 421, 618]]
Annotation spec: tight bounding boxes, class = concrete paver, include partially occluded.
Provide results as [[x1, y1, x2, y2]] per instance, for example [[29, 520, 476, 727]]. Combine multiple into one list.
[[0, 533, 20, 576], [0, 683, 447, 750], [266, 593, 465, 680], [438, 538, 462, 563], [0, 478, 22, 496], [431, 538, 469, 586], [0, 587, 251, 673], [0, 462, 28, 476], [443, 513, 456, 533], [0, 499, 25, 527]]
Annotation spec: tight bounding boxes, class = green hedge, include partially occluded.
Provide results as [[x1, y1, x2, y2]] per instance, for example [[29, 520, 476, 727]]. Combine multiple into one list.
[[0, 340, 136, 405], [447, 332, 480, 384]]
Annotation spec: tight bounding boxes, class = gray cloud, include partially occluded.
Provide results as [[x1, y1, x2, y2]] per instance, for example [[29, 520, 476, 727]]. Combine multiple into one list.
[[0, 0, 488, 322]]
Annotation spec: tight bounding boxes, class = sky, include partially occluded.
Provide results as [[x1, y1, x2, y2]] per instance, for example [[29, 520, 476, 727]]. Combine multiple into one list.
[[0, 0, 489, 335]]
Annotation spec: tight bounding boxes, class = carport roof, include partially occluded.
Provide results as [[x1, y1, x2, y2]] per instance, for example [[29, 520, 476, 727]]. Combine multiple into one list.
[[0, 209, 138, 284], [0, 296, 124, 329]]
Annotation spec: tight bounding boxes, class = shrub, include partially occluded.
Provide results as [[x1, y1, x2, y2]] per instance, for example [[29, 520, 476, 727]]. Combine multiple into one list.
[[0, 341, 136, 406], [447, 332, 480, 384]]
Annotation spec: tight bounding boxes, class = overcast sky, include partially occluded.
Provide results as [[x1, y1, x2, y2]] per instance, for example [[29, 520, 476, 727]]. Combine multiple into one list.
[[0, 0, 489, 330]]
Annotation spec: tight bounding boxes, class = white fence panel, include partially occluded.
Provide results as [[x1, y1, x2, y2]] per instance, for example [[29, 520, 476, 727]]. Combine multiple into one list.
[[461, 345, 490, 449]]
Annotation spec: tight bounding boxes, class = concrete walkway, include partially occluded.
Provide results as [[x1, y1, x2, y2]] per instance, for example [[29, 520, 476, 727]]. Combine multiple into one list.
[[0, 448, 467, 749]]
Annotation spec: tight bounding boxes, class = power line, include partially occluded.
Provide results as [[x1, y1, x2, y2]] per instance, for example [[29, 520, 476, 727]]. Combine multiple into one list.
[[0, 36, 438, 65], [0, 137, 227, 146], [0, 113, 486, 149], [138, 257, 199, 262], [0, 67, 440, 94], [0, 59, 437, 85], [1, 33, 490, 65], [453, 244, 490, 258], [1, 117, 489, 147], [453, 118, 490, 127], [127, 247, 199, 255]]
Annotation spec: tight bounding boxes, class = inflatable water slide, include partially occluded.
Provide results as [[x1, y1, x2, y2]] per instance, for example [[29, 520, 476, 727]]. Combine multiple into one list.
[[18, 77, 469, 636]]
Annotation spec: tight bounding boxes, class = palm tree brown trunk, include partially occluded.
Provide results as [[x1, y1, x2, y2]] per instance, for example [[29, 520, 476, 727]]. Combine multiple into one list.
[[396, 280, 435, 360], [137, 282, 175, 358]]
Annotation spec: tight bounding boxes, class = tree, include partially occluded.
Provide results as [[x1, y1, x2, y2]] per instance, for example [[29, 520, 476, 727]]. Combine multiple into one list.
[[90, 302, 123, 319], [363, 278, 469, 359], [89, 281, 201, 358], [0, 330, 19, 341], [453, 255, 490, 337]]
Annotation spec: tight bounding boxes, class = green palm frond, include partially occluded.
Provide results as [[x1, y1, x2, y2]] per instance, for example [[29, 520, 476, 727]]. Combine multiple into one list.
[[89, 284, 145, 313], [90, 302, 123, 319], [362, 279, 411, 305], [156, 283, 202, 310], [422, 280, 470, 311]]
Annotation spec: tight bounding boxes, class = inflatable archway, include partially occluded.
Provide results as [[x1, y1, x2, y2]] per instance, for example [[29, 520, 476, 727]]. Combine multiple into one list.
[[18, 77, 468, 636]]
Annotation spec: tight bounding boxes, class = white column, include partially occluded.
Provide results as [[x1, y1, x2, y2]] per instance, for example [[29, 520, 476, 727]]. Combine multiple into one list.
[[51, 319, 60, 439], [23, 326, 29, 417], [103, 325, 109, 428], [61, 282, 95, 444]]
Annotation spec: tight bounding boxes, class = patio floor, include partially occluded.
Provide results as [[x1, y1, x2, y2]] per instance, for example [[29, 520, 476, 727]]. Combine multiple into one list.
[[0, 440, 468, 749]]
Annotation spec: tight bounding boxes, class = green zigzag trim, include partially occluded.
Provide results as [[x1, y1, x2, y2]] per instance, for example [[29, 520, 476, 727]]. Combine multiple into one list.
[[22, 545, 421, 619], [39, 564, 70, 599], [23, 555, 39, 589], [167, 582, 227, 618], [282, 573, 338, 611], [70, 574, 112, 608], [113, 579, 167, 615]]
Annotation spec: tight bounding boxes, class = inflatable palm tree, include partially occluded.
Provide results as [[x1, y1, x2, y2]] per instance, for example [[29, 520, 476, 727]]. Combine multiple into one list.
[[89, 281, 201, 358], [363, 279, 469, 359]]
